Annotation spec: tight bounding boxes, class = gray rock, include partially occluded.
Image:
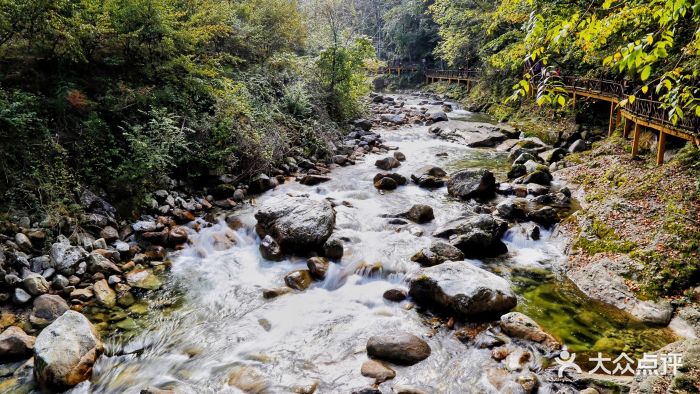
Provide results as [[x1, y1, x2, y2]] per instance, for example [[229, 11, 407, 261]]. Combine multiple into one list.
[[375, 157, 401, 171], [49, 236, 88, 273], [87, 252, 121, 275], [436, 214, 508, 258], [447, 169, 497, 200], [405, 204, 434, 224], [34, 311, 103, 388], [93, 279, 116, 307], [366, 333, 431, 365], [13, 288, 32, 304], [354, 119, 372, 131], [411, 166, 447, 188], [23, 273, 50, 296], [132, 220, 158, 233], [323, 237, 344, 260], [380, 113, 406, 125], [568, 259, 674, 325], [260, 235, 283, 261], [15, 233, 32, 251], [429, 111, 449, 122], [233, 189, 246, 202], [409, 261, 517, 317], [507, 164, 527, 179], [30, 294, 69, 326], [99, 226, 119, 242], [0, 326, 35, 360], [568, 139, 588, 153], [255, 196, 336, 253], [526, 207, 560, 226], [411, 241, 464, 267], [52, 275, 69, 290]]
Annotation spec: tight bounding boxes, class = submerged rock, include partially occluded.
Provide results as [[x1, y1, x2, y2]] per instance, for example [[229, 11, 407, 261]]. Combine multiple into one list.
[[447, 169, 497, 200], [500, 312, 560, 352], [409, 261, 517, 317], [361, 359, 396, 383], [34, 311, 103, 389], [255, 196, 336, 253], [366, 333, 431, 365]]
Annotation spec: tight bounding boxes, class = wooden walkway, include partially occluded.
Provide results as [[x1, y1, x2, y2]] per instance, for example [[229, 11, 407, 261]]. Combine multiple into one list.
[[562, 76, 700, 164], [393, 66, 700, 165]]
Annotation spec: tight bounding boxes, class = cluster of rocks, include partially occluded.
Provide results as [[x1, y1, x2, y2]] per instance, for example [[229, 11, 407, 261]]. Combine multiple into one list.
[[0, 187, 215, 389], [255, 195, 346, 296], [370, 93, 450, 129]]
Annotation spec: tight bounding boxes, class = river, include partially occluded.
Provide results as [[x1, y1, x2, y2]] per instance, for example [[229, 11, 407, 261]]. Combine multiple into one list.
[[73, 93, 676, 394]]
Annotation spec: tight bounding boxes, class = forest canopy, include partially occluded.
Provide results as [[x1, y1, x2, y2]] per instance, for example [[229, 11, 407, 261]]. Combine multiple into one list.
[[1, 0, 699, 219]]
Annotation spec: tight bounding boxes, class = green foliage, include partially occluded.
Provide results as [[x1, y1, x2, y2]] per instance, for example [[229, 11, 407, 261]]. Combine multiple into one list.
[[282, 81, 313, 119], [117, 108, 191, 191], [317, 36, 376, 119], [0, 0, 373, 216]]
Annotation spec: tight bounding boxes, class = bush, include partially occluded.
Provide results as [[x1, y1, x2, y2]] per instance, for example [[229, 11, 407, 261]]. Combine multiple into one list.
[[116, 108, 191, 193]]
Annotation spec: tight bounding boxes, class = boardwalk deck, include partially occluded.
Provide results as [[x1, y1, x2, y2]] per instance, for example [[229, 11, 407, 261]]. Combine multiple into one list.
[[408, 68, 700, 165]]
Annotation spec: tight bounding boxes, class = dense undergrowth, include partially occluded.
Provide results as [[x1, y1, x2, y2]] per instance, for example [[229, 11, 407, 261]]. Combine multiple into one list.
[[0, 0, 376, 220]]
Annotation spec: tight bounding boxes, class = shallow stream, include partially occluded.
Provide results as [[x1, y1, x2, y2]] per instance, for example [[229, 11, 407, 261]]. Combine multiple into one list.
[[73, 94, 676, 394]]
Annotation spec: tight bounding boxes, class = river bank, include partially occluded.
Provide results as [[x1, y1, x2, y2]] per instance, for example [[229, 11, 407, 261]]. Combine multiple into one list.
[[0, 90, 697, 393]]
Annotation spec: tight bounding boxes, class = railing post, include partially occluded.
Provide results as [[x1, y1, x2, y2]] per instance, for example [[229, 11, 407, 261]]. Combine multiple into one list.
[[623, 118, 632, 138], [608, 101, 615, 136], [656, 131, 666, 165], [631, 123, 641, 158]]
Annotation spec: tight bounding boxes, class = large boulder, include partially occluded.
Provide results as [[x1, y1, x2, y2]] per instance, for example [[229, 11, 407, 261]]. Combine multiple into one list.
[[34, 311, 103, 389], [366, 333, 431, 365], [409, 261, 517, 317], [434, 214, 508, 258], [447, 169, 497, 200], [255, 196, 336, 253]]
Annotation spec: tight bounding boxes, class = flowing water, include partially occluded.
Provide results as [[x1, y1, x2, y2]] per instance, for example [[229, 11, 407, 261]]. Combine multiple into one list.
[[69, 94, 676, 394]]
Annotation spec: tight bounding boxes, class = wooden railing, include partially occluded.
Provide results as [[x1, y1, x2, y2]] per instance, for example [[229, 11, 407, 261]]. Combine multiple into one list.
[[560, 76, 700, 137], [425, 69, 480, 80], [424, 70, 700, 162]]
